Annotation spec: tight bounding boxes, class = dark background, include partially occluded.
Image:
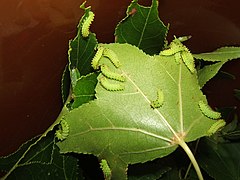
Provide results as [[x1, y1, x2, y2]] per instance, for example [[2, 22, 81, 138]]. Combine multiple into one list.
[[0, 0, 239, 156]]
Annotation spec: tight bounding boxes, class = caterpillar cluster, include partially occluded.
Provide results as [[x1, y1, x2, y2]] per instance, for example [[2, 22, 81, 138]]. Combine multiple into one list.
[[198, 100, 221, 119], [160, 37, 195, 73], [151, 89, 164, 109], [91, 47, 125, 91], [81, 11, 95, 38], [100, 159, 111, 179], [55, 120, 69, 141]]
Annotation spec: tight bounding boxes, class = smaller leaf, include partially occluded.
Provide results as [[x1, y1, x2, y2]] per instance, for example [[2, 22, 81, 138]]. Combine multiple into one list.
[[0, 132, 80, 179], [197, 61, 225, 88], [198, 137, 240, 180], [193, 47, 240, 62], [71, 72, 98, 109], [68, 3, 98, 75], [115, 0, 168, 55]]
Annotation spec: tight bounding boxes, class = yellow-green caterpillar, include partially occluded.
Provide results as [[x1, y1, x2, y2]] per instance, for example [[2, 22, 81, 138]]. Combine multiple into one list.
[[100, 159, 111, 180], [100, 77, 124, 91], [101, 64, 125, 82], [103, 48, 121, 68], [82, 11, 95, 37], [181, 50, 195, 73], [198, 100, 221, 119], [207, 119, 226, 136], [91, 46, 105, 70], [151, 89, 164, 109], [55, 120, 69, 141]]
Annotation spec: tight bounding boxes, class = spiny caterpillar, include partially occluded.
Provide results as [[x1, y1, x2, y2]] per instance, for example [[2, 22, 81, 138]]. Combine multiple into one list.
[[198, 100, 221, 119], [207, 119, 226, 136], [100, 159, 111, 180], [101, 64, 125, 82], [81, 11, 95, 37], [55, 120, 69, 141], [181, 50, 195, 73], [151, 89, 164, 109], [103, 48, 121, 68], [91, 46, 105, 70], [100, 77, 124, 91]]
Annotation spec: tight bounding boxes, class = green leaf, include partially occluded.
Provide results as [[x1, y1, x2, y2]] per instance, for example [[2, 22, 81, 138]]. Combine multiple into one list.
[[195, 47, 240, 88], [57, 43, 216, 179], [0, 137, 38, 172], [115, 0, 168, 55], [61, 65, 70, 103], [198, 137, 240, 180], [71, 72, 99, 109], [68, 4, 98, 75], [197, 61, 225, 88], [193, 47, 240, 62], [0, 132, 80, 179]]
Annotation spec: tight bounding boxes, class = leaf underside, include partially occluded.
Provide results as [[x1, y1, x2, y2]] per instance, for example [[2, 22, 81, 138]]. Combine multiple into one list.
[[58, 43, 216, 179]]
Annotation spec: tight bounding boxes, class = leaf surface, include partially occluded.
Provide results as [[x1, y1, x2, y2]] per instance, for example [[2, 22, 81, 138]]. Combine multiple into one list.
[[115, 0, 168, 55], [57, 43, 216, 179]]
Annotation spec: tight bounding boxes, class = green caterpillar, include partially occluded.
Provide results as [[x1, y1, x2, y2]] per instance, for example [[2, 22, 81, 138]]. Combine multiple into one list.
[[181, 50, 195, 73], [103, 48, 121, 68], [81, 11, 95, 37], [55, 120, 69, 141], [151, 89, 164, 109], [91, 46, 105, 70], [198, 101, 221, 119], [101, 64, 125, 82], [207, 119, 226, 136], [100, 77, 124, 91], [100, 159, 111, 180]]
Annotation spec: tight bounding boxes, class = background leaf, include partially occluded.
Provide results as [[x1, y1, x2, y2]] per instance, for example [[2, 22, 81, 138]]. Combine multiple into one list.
[[193, 47, 240, 62], [71, 72, 98, 109], [68, 4, 98, 75], [197, 62, 225, 88], [197, 136, 240, 180], [115, 0, 168, 55], [0, 132, 80, 179], [58, 43, 216, 179]]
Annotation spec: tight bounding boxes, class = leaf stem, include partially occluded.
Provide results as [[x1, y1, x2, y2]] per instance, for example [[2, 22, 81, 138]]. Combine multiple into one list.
[[178, 140, 203, 180], [184, 139, 200, 179]]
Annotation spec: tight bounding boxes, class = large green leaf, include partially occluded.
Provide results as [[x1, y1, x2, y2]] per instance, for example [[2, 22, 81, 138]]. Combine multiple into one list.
[[57, 43, 216, 179], [115, 0, 168, 55]]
